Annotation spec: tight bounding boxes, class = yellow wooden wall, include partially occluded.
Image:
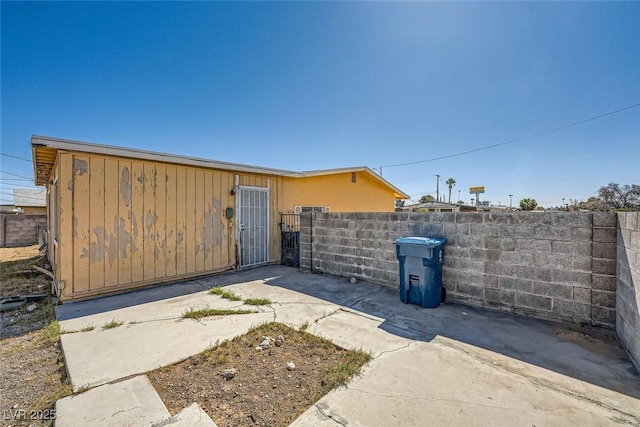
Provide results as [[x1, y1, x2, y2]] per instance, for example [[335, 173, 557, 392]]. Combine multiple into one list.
[[55, 152, 280, 300]]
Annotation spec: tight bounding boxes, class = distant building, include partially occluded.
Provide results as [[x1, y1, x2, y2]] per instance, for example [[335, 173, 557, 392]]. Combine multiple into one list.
[[13, 188, 47, 215], [404, 201, 462, 213]]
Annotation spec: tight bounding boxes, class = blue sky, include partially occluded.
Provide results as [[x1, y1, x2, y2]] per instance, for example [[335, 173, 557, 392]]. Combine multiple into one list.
[[2, 2, 639, 207]]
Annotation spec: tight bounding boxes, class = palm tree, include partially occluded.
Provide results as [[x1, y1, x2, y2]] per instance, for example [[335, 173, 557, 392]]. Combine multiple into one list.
[[446, 178, 456, 203]]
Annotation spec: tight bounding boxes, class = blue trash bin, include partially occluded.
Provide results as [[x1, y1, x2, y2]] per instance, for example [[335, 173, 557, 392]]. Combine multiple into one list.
[[395, 237, 446, 308]]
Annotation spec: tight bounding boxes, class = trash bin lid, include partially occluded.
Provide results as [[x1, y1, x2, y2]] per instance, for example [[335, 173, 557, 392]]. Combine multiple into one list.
[[395, 237, 446, 246]]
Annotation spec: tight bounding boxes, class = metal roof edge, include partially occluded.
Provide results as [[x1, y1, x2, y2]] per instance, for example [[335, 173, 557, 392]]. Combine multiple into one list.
[[31, 135, 300, 177]]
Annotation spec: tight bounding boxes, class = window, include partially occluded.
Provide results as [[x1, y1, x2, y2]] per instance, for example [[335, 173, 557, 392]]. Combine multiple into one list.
[[294, 206, 330, 214]]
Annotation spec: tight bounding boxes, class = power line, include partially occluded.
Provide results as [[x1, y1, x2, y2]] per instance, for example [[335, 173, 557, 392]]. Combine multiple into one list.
[[380, 103, 640, 169], [1, 152, 31, 162], [0, 170, 33, 180]]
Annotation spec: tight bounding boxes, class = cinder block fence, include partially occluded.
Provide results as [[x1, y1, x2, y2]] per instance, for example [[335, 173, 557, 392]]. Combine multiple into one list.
[[300, 212, 617, 326], [300, 211, 640, 370], [617, 212, 640, 370], [0, 214, 47, 248]]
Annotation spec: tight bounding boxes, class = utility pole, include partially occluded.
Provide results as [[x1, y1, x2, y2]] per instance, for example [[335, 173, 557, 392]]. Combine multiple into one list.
[[435, 175, 440, 202], [458, 190, 461, 204], [509, 194, 513, 209]]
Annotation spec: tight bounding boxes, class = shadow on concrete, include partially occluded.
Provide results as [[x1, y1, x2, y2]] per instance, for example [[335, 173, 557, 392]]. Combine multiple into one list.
[[56, 264, 640, 400], [225, 265, 640, 400]]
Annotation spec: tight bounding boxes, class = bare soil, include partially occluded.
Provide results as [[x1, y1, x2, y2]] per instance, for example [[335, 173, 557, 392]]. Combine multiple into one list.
[[0, 246, 70, 427], [148, 322, 371, 427]]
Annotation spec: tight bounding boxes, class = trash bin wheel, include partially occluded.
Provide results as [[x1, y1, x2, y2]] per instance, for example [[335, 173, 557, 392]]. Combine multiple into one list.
[[441, 287, 446, 304]]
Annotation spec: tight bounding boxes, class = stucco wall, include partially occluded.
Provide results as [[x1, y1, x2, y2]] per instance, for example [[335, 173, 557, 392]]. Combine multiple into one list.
[[281, 172, 397, 213], [617, 212, 640, 370], [300, 212, 617, 327], [0, 214, 47, 248]]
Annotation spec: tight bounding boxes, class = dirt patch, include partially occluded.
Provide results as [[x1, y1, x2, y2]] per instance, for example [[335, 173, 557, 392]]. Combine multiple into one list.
[[148, 322, 371, 427], [1, 245, 49, 299], [0, 246, 70, 426], [552, 322, 624, 357], [0, 245, 42, 263]]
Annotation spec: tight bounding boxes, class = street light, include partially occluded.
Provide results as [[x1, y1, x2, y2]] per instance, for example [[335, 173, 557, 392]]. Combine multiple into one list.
[[434, 175, 440, 202], [509, 194, 513, 209], [562, 198, 565, 211]]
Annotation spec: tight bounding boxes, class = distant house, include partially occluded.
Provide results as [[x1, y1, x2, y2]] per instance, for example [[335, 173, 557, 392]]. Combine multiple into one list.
[[404, 201, 462, 213], [32, 135, 408, 301], [13, 188, 47, 215]]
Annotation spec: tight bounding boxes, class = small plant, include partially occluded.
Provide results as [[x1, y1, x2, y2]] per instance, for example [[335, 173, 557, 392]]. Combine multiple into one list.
[[243, 298, 272, 306], [74, 384, 90, 394], [321, 351, 372, 392], [182, 307, 253, 320], [299, 321, 310, 332], [80, 325, 96, 332], [208, 287, 242, 301], [102, 319, 124, 330], [28, 380, 72, 412], [39, 320, 62, 345]]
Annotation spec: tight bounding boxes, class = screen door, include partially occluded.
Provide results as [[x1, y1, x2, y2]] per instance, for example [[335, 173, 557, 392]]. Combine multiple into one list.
[[238, 186, 269, 267]]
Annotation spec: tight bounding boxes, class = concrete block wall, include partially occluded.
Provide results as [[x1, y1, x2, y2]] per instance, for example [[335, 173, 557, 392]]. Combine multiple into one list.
[[617, 212, 640, 370], [300, 211, 618, 327], [0, 214, 48, 248]]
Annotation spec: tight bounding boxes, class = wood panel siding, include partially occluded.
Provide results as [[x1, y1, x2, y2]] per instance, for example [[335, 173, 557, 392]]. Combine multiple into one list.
[[55, 152, 280, 300]]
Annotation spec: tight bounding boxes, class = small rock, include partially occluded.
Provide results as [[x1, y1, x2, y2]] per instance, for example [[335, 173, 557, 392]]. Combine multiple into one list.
[[286, 362, 296, 371], [275, 336, 284, 347], [221, 368, 237, 380], [26, 304, 37, 312], [255, 346, 263, 351], [259, 339, 270, 349], [350, 277, 357, 284]]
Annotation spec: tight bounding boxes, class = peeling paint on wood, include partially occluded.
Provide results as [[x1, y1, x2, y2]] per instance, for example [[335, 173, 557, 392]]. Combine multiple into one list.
[[118, 217, 131, 259], [90, 227, 105, 263], [73, 159, 87, 175], [107, 222, 118, 268], [120, 167, 132, 207]]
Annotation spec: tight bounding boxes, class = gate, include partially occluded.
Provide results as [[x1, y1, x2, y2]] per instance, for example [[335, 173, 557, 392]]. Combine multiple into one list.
[[238, 186, 269, 267], [280, 213, 300, 268]]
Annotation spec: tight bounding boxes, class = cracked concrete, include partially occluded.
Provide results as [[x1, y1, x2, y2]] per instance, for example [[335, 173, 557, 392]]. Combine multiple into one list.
[[55, 265, 640, 426]]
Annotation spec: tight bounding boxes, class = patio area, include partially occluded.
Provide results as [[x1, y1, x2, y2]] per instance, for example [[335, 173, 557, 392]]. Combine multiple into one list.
[[55, 265, 640, 426]]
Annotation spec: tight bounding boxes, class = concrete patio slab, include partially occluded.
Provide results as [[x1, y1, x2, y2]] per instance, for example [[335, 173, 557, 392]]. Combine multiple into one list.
[[152, 403, 217, 427], [54, 265, 640, 426], [309, 308, 413, 357], [55, 375, 170, 427], [57, 286, 246, 332], [60, 312, 273, 390], [292, 340, 639, 427]]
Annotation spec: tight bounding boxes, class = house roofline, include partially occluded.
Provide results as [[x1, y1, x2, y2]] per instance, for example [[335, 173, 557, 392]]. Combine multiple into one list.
[[31, 135, 410, 198]]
